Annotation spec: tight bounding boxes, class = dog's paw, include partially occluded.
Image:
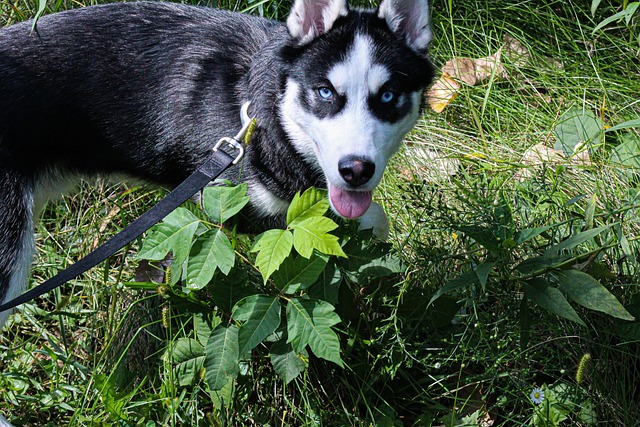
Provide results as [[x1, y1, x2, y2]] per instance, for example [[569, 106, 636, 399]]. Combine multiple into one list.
[[357, 202, 389, 241]]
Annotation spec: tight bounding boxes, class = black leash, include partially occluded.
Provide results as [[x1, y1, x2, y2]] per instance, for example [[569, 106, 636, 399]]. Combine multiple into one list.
[[0, 104, 252, 314]]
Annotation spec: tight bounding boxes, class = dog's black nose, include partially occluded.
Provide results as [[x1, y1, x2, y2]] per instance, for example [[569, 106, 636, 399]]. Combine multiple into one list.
[[338, 156, 375, 186]]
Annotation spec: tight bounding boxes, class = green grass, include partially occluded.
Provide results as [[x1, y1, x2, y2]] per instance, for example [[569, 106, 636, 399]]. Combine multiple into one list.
[[2, 0, 640, 425]]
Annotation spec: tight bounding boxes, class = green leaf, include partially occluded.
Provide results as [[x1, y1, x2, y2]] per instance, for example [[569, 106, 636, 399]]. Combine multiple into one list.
[[609, 134, 640, 180], [340, 237, 391, 272], [167, 338, 206, 387], [252, 229, 294, 283], [232, 295, 282, 355], [162, 206, 201, 228], [351, 253, 405, 281], [554, 270, 635, 320], [204, 324, 240, 390], [32, 0, 47, 31], [138, 209, 200, 266], [605, 118, 640, 133], [210, 267, 257, 314], [544, 225, 611, 256], [286, 188, 329, 227], [169, 338, 205, 363], [516, 254, 572, 275], [593, 2, 640, 32], [429, 271, 478, 306], [270, 337, 308, 384], [194, 313, 216, 346], [186, 229, 235, 290], [475, 261, 495, 288], [523, 278, 586, 326], [308, 263, 342, 305], [203, 184, 250, 224], [272, 253, 329, 294], [292, 217, 346, 258], [286, 298, 343, 367], [514, 225, 554, 245], [455, 225, 501, 252], [553, 107, 603, 155], [94, 374, 129, 421]]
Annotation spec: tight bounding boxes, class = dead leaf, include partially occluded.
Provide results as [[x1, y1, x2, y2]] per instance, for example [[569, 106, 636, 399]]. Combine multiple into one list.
[[517, 142, 591, 180], [503, 35, 530, 67], [474, 51, 506, 82], [399, 147, 459, 181], [427, 73, 460, 113], [441, 57, 477, 85]]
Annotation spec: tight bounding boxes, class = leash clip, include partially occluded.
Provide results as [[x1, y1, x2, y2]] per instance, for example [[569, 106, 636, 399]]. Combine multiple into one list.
[[212, 102, 253, 165]]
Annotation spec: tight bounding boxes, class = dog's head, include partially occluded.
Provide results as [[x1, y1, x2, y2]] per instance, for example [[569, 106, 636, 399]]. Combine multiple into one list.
[[279, 0, 434, 219]]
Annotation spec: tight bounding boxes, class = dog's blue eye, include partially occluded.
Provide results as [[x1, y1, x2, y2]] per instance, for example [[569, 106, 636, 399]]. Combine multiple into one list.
[[318, 87, 334, 100], [380, 90, 395, 104]]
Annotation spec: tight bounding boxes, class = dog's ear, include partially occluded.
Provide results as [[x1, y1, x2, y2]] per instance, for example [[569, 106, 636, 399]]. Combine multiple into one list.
[[378, 0, 432, 53], [286, 0, 348, 45]]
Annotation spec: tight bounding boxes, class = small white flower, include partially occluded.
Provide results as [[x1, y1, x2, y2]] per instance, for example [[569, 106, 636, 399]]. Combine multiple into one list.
[[434, 362, 441, 369], [530, 387, 545, 405]]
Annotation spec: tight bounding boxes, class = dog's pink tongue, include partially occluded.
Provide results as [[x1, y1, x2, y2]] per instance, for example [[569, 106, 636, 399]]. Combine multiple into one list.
[[329, 185, 372, 219]]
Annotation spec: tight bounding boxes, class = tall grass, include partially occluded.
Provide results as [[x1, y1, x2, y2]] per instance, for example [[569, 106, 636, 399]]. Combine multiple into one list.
[[1, 0, 640, 425]]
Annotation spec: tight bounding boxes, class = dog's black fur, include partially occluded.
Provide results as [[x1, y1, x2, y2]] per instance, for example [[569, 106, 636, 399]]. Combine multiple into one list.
[[0, 0, 434, 309]]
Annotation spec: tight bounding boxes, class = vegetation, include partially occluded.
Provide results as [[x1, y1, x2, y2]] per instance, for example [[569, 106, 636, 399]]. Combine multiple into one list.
[[1, 0, 640, 425]]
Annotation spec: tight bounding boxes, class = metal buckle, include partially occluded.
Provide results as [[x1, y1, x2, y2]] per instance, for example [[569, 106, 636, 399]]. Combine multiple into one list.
[[213, 137, 244, 164], [212, 102, 253, 165]]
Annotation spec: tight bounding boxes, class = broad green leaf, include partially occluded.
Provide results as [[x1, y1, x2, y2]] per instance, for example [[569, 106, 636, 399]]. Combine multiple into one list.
[[286, 298, 343, 367], [544, 225, 611, 257], [167, 338, 206, 386], [168, 338, 205, 363], [609, 134, 640, 180], [252, 229, 294, 282], [340, 236, 390, 271], [516, 254, 572, 275], [162, 206, 200, 228], [232, 295, 282, 354], [194, 313, 216, 346], [138, 215, 199, 267], [94, 374, 129, 421], [186, 229, 235, 290], [210, 267, 257, 314], [308, 263, 341, 305], [554, 270, 634, 320], [455, 225, 501, 252], [203, 184, 250, 224], [475, 261, 495, 288], [210, 377, 235, 410], [606, 118, 640, 132], [175, 356, 206, 387], [270, 337, 308, 384], [513, 225, 554, 245], [292, 217, 346, 258], [272, 253, 328, 294], [349, 253, 405, 282], [204, 324, 240, 390], [553, 107, 603, 155], [429, 271, 478, 306], [523, 278, 586, 326], [286, 188, 329, 226]]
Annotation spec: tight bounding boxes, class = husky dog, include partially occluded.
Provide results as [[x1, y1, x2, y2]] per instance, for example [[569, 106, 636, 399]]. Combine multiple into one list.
[[0, 0, 433, 330]]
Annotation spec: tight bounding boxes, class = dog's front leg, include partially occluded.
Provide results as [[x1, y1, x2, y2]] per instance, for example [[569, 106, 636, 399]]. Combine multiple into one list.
[[0, 170, 35, 330], [357, 202, 389, 240]]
